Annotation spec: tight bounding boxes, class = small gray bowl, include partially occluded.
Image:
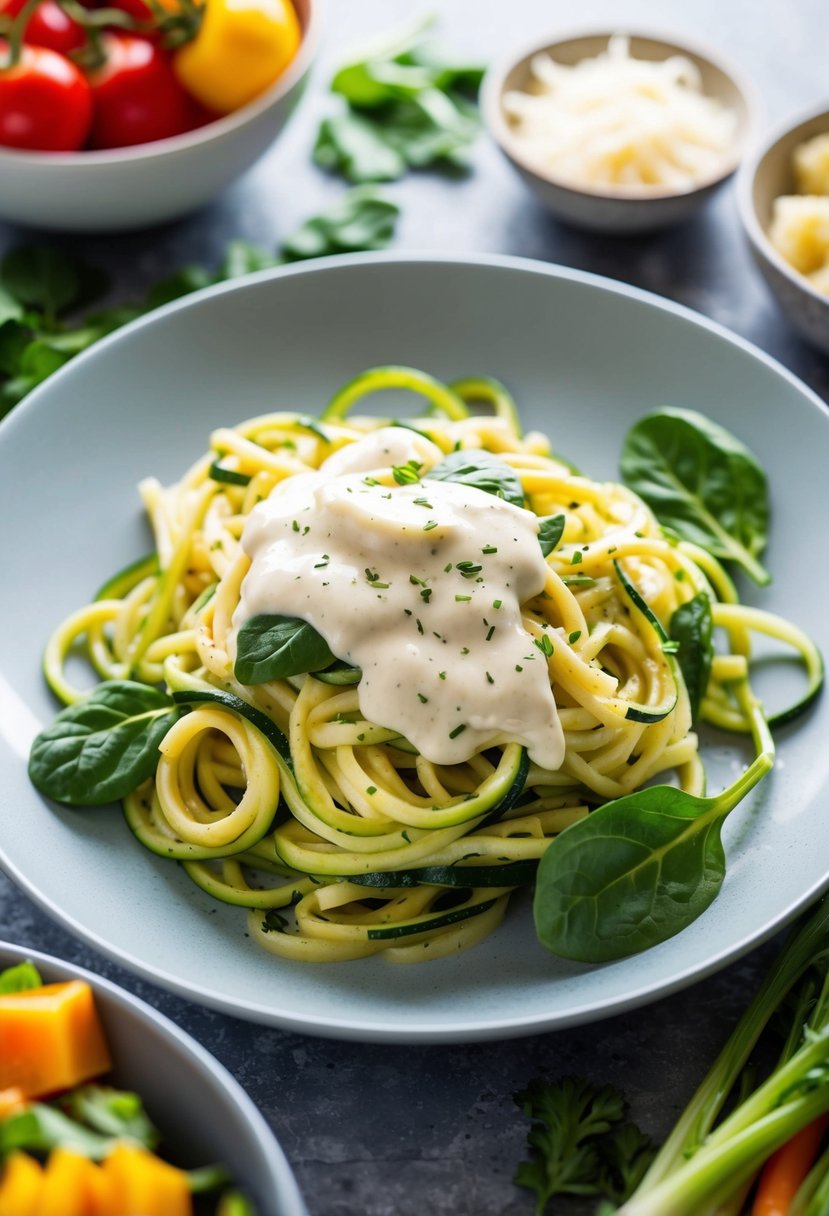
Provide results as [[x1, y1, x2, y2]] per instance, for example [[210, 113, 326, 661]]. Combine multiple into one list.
[[0, 941, 307, 1216], [737, 102, 829, 354], [482, 30, 755, 235]]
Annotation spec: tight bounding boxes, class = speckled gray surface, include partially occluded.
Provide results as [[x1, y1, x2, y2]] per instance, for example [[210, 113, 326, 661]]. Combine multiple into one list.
[[0, 1, 827, 1213]]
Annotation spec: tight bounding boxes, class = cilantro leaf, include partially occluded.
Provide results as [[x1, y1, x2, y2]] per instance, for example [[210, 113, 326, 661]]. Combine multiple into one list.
[[513, 1076, 653, 1213]]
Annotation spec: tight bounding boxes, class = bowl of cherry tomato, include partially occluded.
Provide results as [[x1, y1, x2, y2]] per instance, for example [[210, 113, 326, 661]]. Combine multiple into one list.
[[0, 0, 319, 231]]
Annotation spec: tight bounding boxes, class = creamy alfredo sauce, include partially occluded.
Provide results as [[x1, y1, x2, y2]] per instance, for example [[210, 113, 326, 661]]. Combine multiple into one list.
[[232, 428, 565, 770]]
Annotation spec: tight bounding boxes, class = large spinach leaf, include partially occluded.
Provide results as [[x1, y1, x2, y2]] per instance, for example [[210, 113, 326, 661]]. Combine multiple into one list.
[[533, 692, 774, 962], [620, 409, 771, 585], [28, 681, 180, 807], [234, 615, 335, 685], [426, 448, 524, 508]]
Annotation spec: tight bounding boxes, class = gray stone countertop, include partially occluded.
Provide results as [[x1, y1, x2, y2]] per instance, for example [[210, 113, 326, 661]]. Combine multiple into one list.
[[1, 1, 827, 1213]]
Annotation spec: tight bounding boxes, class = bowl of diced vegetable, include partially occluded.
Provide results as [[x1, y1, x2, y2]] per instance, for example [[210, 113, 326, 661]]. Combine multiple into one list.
[[0, 0, 320, 232], [482, 30, 756, 234], [737, 101, 829, 354], [0, 942, 308, 1215]]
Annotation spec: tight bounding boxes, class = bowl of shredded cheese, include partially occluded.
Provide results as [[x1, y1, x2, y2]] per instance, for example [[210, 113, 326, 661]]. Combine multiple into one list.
[[737, 102, 829, 354], [483, 31, 754, 234]]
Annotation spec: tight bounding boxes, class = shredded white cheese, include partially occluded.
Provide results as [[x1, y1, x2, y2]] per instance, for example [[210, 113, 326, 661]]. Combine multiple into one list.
[[502, 34, 737, 193]]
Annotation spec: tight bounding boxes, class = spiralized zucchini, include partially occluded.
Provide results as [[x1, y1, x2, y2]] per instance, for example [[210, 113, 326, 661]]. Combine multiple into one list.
[[39, 368, 820, 964]]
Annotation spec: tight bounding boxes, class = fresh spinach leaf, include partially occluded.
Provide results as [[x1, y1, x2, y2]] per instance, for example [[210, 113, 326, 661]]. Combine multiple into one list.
[[0, 246, 101, 320], [235, 615, 335, 684], [314, 112, 407, 182], [216, 240, 280, 281], [281, 188, 400, 260], [380, 94, 478, 171], [427, 448, 524, 508], [329, 14, 438, 106], [670, 594, 714, 722], [0, 961, 42, 993], [0, 1104, 119, 1160], [533, 691, 775, 962], [620, 409, 771, 586], [0, 320, 30, 376], [66, 1086, 159, 1150], [0, 285, 23, 328], [538, 515, 566, 558], [28, 680, 180, 807], [320, 17, 483, 182]]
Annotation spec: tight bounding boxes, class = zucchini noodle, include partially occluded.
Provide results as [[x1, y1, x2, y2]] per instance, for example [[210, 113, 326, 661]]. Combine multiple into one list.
[[39, 368, 821, 964]]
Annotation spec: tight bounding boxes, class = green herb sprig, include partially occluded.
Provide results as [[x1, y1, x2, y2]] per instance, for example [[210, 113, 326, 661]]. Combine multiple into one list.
[[314, 14, 485, 184]]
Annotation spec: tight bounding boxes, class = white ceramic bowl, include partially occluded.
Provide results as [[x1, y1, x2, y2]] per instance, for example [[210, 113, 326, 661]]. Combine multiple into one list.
[[737, 101, 829, 355], [0, 940, 308, 1215], [0, 0, 319, 233], [483, 30, 755, 235]]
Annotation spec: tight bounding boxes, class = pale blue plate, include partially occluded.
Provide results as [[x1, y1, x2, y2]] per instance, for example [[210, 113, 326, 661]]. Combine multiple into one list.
[[0, 254, 826, 1042]]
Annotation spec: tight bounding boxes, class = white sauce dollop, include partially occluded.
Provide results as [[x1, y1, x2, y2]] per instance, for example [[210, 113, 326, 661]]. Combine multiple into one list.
[[231, 429, 565, 770]]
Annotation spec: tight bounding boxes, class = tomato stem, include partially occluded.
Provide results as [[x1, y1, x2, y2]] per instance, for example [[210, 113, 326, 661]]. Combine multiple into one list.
[[2, 0, 40, 69]]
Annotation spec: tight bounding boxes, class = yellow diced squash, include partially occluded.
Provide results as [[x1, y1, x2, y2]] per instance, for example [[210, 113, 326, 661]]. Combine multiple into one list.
[[0, 982, 112, 1098]]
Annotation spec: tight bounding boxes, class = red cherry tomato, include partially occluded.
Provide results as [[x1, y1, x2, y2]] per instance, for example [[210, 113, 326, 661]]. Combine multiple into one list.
[[0, 40, 92, 151], [0, 0, 87, 54], [87, 33, 196, 149]]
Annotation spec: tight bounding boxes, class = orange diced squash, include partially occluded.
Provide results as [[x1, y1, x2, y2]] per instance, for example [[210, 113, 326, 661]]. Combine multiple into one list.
[[35, 1148, 111, 1216], [0, 982, 112, 1098], [0, 1151, 44, 1214], [0, 1087, 27, 1119], [102, 1142, 192, 1216]]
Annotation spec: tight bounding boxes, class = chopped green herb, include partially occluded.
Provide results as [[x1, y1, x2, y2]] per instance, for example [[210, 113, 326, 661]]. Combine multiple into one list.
[[457, 560, 483, 577], [570, 551, 583, 566], [449, 724, 466, 739], [423, 520, 438, 531], [392, 459, 422, 485], [455, 594, 471, 602], [568, 630, 582, 644], [486, 672, 494, 684], [417, 693, 428, 703], [366, 786, 377, 795], [535, 634, 554, 657]]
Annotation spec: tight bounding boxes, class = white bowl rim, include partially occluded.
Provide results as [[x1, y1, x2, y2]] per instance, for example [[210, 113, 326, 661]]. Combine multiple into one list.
[[736, 96, 829, 311], [0, 0, 322, 167], [482, 24, 760, 203], [3, 249, 829, 1042], [0, 938, 308, 1214]]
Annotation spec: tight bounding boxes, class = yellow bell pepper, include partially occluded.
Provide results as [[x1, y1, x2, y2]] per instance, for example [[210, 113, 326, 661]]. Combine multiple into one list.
[[174, 0, 301, 115]]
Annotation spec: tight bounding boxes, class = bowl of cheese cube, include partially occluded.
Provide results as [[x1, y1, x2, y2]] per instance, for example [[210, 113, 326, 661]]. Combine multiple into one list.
[[738, 102, 829, 353]]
